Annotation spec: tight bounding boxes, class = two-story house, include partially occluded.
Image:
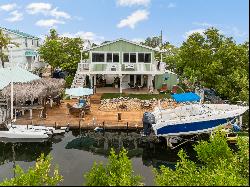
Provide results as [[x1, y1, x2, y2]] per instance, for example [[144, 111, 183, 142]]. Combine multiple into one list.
[[0, 27, 44, 71], [72, 38, 178, 93]]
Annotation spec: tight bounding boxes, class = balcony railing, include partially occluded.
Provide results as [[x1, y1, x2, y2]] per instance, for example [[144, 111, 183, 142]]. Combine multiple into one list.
[[77, 61, 165, 73]]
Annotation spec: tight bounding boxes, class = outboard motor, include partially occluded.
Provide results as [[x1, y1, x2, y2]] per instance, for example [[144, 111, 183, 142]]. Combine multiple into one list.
[[142, 112, 155, 136]]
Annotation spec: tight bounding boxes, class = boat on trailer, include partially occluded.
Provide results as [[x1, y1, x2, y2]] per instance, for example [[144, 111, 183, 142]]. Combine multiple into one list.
[[142, 104, 249, 137]]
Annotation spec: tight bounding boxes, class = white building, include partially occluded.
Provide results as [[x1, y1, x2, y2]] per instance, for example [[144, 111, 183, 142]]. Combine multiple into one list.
[[0, 27, 44, 71]]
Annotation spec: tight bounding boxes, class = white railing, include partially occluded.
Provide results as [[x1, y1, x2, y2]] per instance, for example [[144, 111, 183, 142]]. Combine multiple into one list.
[[77, 61, 165, 73]]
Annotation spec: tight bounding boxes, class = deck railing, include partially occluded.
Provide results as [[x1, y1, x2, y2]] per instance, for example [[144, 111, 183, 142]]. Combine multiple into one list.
[[77, 61, 165, 73]]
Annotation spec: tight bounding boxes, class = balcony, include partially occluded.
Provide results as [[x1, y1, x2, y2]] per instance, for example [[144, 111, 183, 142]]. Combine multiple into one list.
[[77, 61, 165, 74]]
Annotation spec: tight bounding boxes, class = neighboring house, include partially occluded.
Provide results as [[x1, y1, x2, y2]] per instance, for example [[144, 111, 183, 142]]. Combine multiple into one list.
[[0, 27, 44, 71], [72, 38, 178, 93]]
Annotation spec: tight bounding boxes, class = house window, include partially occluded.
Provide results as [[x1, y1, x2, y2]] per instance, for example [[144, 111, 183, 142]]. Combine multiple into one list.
[[145, 53, 151, 63], [123, 53, 129, 63], [25, 38, 28, 47], [92, 53, 105, 62], [138, 53, 151, 63], [32, 39, 34, 45], [113, 53, 119, 63], [138, 53, 145, 62], [37, 40, 39, 47], [130, 53, 136, 63], [107, 53, 112, 62]]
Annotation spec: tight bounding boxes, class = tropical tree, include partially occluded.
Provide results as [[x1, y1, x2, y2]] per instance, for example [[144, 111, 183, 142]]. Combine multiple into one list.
[[0, 154, 63, 186], [141, 36, 162, 48], [173, 27, 249, 102], [39, 29, 85, 86], [84, 148, 143, 186], [0, 29, 9, 67], [154, 130, 249, 186]]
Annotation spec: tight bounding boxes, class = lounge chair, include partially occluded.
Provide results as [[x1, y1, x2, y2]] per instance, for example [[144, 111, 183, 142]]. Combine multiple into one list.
[[160, 84, 168, 93]]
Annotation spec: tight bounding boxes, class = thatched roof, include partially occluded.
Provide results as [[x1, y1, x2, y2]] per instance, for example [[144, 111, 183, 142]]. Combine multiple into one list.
[[1, 78, 65, 102]]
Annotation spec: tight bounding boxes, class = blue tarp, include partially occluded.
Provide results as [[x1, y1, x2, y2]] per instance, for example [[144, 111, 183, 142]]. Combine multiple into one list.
[[171, 92, 201, 103]]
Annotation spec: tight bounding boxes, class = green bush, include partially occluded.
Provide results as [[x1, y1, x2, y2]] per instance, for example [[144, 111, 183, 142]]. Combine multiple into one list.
[[154, 130, 249, 186], [65, 75, 74, 88], [0, 154, 63, 186], [84, 148, 143, 186]]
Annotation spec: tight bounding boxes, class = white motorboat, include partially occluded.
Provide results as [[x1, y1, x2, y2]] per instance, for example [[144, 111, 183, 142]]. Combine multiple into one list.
[[8, 124, 67, 135], [142, 104, 249, 137], [0, 125, 49, 143]]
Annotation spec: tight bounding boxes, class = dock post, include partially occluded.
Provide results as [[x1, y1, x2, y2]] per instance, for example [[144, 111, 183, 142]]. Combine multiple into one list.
[[126, 122, 128, 135], [54, 122, 57, 129], [79, 120, 81, 135], [103, 121, 105, 135]]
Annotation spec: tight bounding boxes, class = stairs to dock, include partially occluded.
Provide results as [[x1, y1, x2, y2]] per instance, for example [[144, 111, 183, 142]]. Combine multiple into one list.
[[71, 73, 86, 88]]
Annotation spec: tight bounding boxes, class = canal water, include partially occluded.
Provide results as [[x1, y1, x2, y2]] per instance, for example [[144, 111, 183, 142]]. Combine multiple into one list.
[[0, 130, 199, 186]]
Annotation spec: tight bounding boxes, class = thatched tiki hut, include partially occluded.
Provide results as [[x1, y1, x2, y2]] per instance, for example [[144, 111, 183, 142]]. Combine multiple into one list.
[[1, 78, 65, 119]]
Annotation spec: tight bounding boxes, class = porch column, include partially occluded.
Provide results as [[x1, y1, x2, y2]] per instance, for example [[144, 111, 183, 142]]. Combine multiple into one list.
[[29, 109, 32, 120], [89, 75, 93, 89], [134, 75, 136, 85], [141, 75, 143, 86], [119, 75, 123, 93], [93, 75, 97, 93]]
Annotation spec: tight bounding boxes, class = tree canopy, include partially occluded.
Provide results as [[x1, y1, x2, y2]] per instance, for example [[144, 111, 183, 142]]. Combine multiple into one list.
[[39, 29, 86, 87], [154, 130, 249, 186], [161, 27, 249, 102]]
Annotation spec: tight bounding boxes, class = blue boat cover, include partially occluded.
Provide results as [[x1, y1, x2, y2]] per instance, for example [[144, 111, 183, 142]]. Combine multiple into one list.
[[171, 92, 201, 103]]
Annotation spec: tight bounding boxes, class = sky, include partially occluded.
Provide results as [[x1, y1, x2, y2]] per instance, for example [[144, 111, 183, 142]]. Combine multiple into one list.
[[0, 0, 249, 46]]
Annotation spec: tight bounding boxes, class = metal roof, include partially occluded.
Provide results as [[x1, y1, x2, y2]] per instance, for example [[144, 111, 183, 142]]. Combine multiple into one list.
[[0, 66, 40, 90], [84, 38, 164, 53], [0, 27, 39, 39]]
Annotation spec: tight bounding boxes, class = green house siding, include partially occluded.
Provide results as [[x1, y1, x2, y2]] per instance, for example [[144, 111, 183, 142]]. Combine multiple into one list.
[[91, 40, 155, 63], [155, 72, 178, 90]]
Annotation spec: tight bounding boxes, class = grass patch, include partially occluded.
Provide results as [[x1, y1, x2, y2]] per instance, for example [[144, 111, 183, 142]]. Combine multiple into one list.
[[101, 93, 171, 100]]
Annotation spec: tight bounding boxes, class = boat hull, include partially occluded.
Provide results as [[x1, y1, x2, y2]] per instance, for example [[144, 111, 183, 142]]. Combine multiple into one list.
[[155, 117, 233, 136]]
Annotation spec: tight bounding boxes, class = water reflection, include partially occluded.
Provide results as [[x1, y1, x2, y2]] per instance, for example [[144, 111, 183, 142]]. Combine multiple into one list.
[[0, 130, 198, 185], [66, 130, 198, 169]]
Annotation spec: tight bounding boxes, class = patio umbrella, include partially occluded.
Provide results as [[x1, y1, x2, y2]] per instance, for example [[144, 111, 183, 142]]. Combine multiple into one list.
[[65, 87, 93, 97]]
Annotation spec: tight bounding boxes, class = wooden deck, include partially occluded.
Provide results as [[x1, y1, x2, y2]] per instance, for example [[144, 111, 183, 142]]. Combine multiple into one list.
[[15, 98, 146, 130]]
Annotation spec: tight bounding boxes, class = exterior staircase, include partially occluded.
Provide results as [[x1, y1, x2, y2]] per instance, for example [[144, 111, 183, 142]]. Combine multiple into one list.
[[71, 72, 86, 88]]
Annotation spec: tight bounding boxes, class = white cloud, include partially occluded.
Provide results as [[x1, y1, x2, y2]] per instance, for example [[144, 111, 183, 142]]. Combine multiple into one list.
[[231, 27, 247, 37], [117, 0, 150, 7], [192, 22, 213, 27], [50, 8, 71, 19], [60, 31, 104, 44], [183, 28, 205, 39], [36, 19, 65, 28], [0, 3, 17, 11], [26, 3, 52, 15], [5, 10, 23, 22], [26, 3, 70, 19], [167, 3, 176, 8], [117, 9, 149, 29]]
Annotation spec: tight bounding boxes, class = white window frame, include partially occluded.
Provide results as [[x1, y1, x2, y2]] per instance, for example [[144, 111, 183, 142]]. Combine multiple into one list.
[[91, 51, 120, 63], [122, 52, 153, 64]]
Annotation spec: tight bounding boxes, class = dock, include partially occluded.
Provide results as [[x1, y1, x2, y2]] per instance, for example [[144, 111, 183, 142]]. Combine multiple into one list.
[[13, 98, 146, 130]]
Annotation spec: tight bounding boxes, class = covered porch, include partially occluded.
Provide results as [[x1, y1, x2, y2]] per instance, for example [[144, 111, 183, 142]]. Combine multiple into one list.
[[96, 87, 159, 94], [90, 74, 156, 94]]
